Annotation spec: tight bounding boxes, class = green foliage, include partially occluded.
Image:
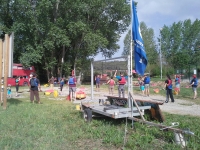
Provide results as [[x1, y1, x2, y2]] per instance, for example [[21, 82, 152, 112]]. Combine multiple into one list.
[[140, 22, 158, 65], [0, 0, 130, 79], [161, 19, 200, 74], [122, 30, 131, 56]]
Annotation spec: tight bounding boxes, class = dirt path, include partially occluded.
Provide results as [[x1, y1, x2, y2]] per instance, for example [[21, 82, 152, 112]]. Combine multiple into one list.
[[148, 95, 200, 117]]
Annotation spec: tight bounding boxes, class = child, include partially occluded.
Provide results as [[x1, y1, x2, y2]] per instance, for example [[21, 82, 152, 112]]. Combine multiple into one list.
[[106, 76, 115, 95], [95, 74, 102, 92], [174, 75, 180, 95], [7, 86, 12, 98], [139, 76, 145, 96]]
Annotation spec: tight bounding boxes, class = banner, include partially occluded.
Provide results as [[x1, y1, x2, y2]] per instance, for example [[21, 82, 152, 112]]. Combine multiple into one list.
[[132, 1, 147, 76]]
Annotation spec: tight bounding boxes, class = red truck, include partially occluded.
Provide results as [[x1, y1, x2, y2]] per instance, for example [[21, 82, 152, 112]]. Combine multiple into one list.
[[7, 63, 36, 86]]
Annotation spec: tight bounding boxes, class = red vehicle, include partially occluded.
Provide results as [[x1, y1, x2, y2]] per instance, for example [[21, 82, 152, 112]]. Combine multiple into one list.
[[7, 63, 36, 86]]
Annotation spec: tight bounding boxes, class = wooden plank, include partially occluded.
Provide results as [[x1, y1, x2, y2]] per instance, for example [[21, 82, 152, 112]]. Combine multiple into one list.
[[3, 34, 9, 109], [135, 99, 164, 105], [104, 106, 151, 113], [107, 96, 127, 101], [91, 108, 144, 119], [0, 39, 2, 103], [115, 101, 124, 106], [129, 93, 145, 121], [107, 96, 164, 105], [128, 117, 194, 135]]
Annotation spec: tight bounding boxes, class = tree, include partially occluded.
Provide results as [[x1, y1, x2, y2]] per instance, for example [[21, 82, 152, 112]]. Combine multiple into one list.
[[161, 19, 200, 75], [0, 0, 131, 80], [140, 22, 158, 71]]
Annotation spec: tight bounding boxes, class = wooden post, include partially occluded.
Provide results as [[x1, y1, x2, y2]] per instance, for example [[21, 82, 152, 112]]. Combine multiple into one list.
[[0, 39, 2, 103], [3, 34, 9, 109], [129, 92, 145, 121]]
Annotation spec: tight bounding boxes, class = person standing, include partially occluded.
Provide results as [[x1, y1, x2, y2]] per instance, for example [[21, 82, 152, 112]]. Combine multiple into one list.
[[28, 73, 33, 92], [190, 75, 198, 99], [106, 76, 115, 95], [164, 74, 175, 103], [59, 78, 65, 93], [95, 75, 101, 92], [15, 76, 20, 96], [143, 74, 150, 96], [49, 76, 54, 89], [7, 86, 12, 98], [29, 73, 41, 104], [174, 75, 181, 94], [114, 70, 127, 98], [138, 76, 145, 96], [68, 75, 76, 101]]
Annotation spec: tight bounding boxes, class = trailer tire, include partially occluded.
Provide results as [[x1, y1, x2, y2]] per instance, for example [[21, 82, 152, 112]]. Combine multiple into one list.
[[83, 108, 92, 122]]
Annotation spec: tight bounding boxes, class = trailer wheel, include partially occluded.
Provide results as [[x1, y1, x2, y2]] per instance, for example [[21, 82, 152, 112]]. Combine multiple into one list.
[[83, 108, 92, 122]]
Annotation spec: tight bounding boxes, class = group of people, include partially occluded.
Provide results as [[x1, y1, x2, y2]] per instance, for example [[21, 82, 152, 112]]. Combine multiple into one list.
[[10, 73, 77, 104], [138, 74, 151, 97], [9, 71, 198, 104], [49, 75, 77, 100], [95, 71, 126, 97], [163, 74, 198, 103], [5, 76, 20, 98], [95, 70, 126, 97], [95, 71, 198, 101]]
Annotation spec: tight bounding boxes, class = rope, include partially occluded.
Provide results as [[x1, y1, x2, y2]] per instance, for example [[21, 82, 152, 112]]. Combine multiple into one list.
[[122, 116, 128, 150]]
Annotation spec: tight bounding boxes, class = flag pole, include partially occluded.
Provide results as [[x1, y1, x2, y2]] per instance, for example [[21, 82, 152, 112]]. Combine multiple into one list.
[[130, 0, 134, 128], [130, 1, 133, 96]]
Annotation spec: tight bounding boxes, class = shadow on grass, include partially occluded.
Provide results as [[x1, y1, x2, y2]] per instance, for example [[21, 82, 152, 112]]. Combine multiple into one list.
[[7, 98, 23, 105], [79, 111, 142, 126]]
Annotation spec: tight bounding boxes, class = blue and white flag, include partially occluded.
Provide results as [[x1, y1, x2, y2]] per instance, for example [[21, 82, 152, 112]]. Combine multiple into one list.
[[132, 1, 147, 76]]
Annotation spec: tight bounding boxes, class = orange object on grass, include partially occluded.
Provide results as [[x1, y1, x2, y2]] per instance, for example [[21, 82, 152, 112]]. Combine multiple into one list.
[[66, 94, 70, 101], [153, 89, 159, 93], [76, 90, 86, 100], [174, 90, 178, 95], [174, 87, 179, 92], [46, 89, 54, 93]]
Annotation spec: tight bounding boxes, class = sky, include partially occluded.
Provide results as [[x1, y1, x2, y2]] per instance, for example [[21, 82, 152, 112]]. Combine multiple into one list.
[[94, 0, 200, 61]]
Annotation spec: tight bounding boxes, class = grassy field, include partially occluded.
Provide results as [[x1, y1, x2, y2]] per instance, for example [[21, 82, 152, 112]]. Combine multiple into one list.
[[0, 85, 200, 150]]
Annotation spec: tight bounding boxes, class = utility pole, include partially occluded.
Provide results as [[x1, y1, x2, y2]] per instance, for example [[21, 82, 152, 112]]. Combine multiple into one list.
[[159, 28, 163, 79]]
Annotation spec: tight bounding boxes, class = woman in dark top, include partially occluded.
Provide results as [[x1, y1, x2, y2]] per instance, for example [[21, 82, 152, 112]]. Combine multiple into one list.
[[15, 76, 20, 96], [163, 74, 175, 103]]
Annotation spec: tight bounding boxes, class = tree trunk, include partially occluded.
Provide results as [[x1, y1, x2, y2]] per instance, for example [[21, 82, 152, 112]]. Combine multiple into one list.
[[60, 45, 65, 78], [76, 71, 82, 85]]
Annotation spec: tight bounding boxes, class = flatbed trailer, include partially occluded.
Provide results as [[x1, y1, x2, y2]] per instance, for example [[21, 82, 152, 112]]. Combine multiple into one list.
[[80, 95, 164, 122]]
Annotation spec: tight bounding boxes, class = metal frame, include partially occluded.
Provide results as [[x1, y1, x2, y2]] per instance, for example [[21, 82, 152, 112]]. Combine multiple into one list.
[[91, 56, 130, 101], [79, 55, 151, 120]]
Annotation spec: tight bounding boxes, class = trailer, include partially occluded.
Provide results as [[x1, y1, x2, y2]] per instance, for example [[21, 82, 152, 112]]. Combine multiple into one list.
[[80, 94, 164, 123]]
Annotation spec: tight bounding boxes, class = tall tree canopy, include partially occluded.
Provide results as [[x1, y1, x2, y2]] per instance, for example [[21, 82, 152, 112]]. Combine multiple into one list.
[[0, 0, 130, 79], [161, 19, 200, 75]]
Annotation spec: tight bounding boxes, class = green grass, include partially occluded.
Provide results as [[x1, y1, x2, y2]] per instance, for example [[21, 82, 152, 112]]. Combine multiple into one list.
[[0, 86, 200, 150]]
